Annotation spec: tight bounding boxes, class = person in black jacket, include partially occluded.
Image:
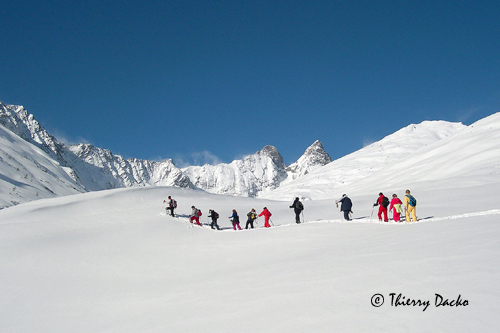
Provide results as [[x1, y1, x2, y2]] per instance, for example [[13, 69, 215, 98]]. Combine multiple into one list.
[[208, 209, 220, 230], [245, 208, 257, 229], [290, 197, 304, 224], [336, 194, 353, 221]]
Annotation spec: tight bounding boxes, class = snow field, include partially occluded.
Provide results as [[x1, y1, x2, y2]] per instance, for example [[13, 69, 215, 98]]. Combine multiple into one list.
[[1, 185, 499, 332]]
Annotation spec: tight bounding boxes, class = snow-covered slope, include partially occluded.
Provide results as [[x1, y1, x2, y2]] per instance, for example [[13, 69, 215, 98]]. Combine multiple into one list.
[[0, 183, 498, 331], [0, 102, 68, 163], [2, 103, 499, 330], [262, 120, 467, 200], [354, 112, 500, 191], [0, 125, 85, 208]]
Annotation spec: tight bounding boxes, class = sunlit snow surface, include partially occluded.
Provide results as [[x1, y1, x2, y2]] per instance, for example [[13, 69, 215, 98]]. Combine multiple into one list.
[[1, 112, 500, 331], [1, 181, 499, 331]]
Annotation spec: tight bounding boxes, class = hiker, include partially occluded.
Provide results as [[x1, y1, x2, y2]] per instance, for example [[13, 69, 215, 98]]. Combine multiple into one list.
[[374, 193, 389, 222], [404, 190, 418, 222], [389, 194, 403, 222], [336, 194, 353, 221], [163, 196, 176, 217], [189, 206, 202, 226], [229, 209, 242, 230], [245, 208, 257, 229], [208, 209, 220, 230], [259, 207, 272, 228], [290, 197, 304, 223]]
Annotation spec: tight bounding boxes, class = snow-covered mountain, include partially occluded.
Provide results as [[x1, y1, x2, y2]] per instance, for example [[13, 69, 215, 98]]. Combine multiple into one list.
[[0, 102, 68, 163], [260, 120, 467, 200], [0, 124, 85, 208], [2, 101, 497, 209], [181, 145, 288, 197], [1, 102, 335, 206], [2, 104, 500, 331], [285, 140, 332, 181], [261, 115, 500, 201], [0, 102, 195, 207], [66, 143, 194, 191]]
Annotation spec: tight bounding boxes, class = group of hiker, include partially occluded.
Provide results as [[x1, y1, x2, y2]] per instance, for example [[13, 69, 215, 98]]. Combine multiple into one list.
[[372, 190, 417, 222], [333, 190, 417, 223], [223, 207, 273, 230], [163, 197, 274, 230], [163, 190, 418, 229]]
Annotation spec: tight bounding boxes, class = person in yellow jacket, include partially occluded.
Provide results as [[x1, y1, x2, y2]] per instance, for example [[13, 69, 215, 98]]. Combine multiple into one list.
[[403, 190, 417, 222]]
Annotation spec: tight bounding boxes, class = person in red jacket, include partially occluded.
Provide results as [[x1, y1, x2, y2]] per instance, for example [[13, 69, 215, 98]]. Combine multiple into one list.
[[373, 193, 389, 222], [259, 207, 272, 228], [389, 194, 403, 222]]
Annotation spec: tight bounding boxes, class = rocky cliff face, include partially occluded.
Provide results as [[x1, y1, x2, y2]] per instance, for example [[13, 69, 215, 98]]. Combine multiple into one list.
[[182, 145, 288, 197], [67, 143, 195, 191], [286, 140, 332, 180], [0, 103, 67, 162]]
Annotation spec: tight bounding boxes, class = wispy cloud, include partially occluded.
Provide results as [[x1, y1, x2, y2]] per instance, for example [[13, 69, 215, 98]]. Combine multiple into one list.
[[174, 150, 223, 167], [455, 106, 484, 123], [362, 138, 375, 148], [51, 129, 91, 146]]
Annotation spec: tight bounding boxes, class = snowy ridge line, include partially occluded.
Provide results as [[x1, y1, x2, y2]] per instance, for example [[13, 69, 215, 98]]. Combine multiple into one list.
[[417, 209, 500, 221], [158, 209, 500, 230], [302, 209, 500, 225]]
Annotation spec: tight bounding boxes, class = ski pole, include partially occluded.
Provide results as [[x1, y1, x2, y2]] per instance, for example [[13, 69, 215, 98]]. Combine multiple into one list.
[[370, 206, 375, 222], [162, 201, 167, 216], [269, 218, 274, 226]]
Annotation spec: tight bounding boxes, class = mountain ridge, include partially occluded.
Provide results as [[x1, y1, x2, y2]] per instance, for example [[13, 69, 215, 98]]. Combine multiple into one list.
[[0, 102, 333, 206], [1, 101, 485, 208]]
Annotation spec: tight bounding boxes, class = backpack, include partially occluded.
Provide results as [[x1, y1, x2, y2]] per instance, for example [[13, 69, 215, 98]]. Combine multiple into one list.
[[297, 201, 304, 210], [172, 199, 177, 208], [197, 209, 202, 217], [214, 212, 219, 219], [382, 196, 390, 208], [394, 204, 402, 214], [407, 195, 417, 207]]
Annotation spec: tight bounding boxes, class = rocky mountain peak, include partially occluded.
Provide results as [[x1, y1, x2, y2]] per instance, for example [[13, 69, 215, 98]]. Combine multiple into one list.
[[303, 140, 331, 164], [286, 140, 332, 180], [259, 145, 285, 168]]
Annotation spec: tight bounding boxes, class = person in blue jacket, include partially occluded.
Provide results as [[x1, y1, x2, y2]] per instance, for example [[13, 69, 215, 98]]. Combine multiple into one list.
[[229, 209, 242, 230]]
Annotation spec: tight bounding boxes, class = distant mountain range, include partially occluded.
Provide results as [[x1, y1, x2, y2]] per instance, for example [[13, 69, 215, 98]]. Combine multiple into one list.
[[0, 102, 332, 208], [3, 101, 499, 209]]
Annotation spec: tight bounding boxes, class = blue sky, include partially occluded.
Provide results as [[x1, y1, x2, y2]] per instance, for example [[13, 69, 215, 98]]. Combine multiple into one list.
[[1, 1, 499, 166]]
